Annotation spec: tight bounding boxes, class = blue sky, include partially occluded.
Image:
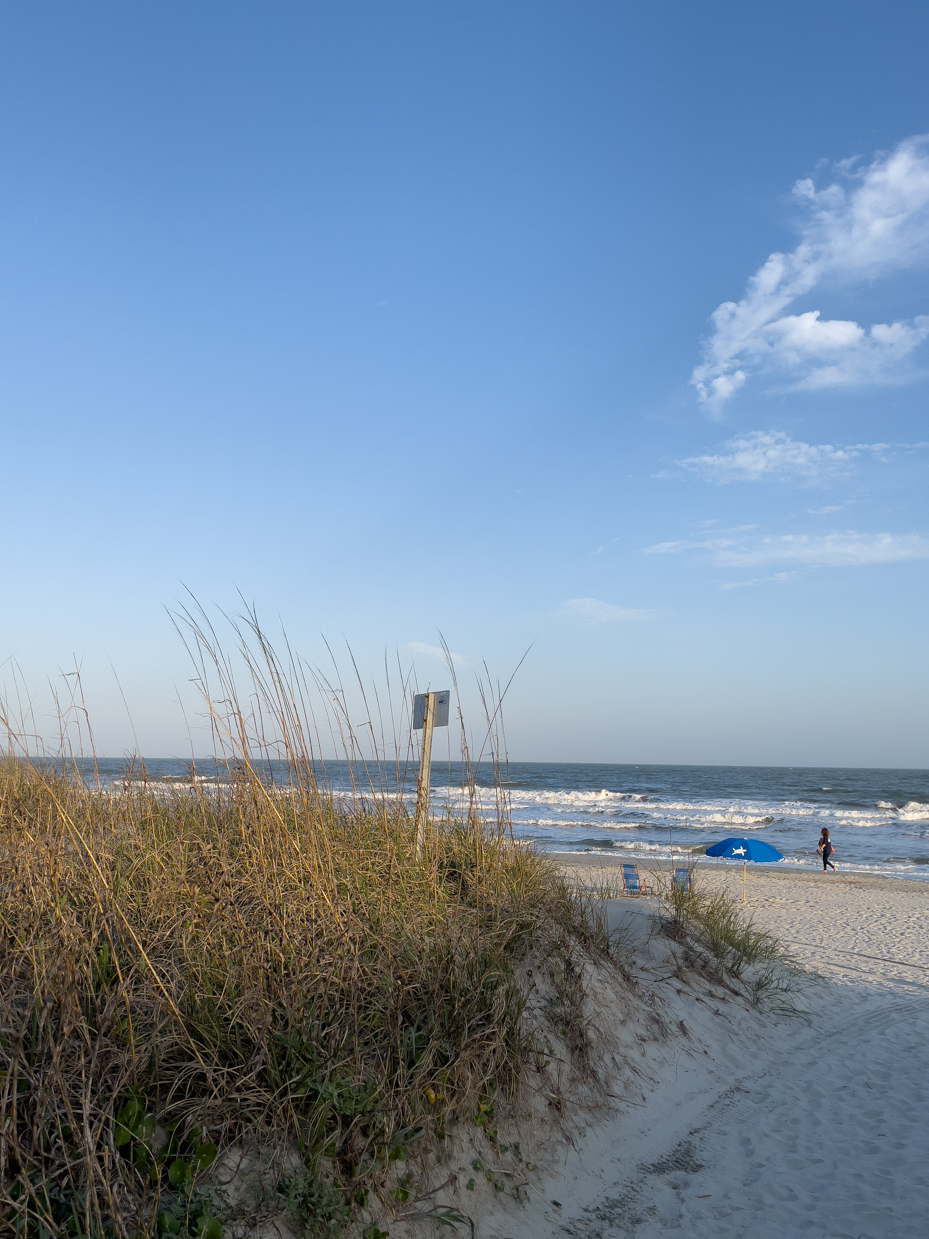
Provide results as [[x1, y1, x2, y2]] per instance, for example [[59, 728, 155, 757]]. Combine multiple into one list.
[[1, 1, 927, 766]]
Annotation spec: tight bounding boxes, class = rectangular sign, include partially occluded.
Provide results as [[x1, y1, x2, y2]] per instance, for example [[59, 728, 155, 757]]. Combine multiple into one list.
[[413, 690, 450, 729]]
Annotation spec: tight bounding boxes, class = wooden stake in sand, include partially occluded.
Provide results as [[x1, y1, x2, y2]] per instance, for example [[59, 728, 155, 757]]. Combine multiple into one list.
[[413, 689, 450, 858]]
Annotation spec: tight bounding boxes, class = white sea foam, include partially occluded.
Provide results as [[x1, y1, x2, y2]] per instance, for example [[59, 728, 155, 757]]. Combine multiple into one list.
[[507, 816, 636, 830], [703, 813, 775, 826], [507, 788, 649, 806], [833, 810, 898, 827]]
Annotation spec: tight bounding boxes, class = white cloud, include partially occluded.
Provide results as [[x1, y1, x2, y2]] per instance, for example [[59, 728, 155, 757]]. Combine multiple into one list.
[[407, 641, 463, 665], [645, 531, 929, 569], [720, 573, 796, 591], [562, 598, 652, 624], [715, 533, 929, 568], [692, 135, 929, 413], [679, 432, 919, 482], [680, 430, 863, 481]]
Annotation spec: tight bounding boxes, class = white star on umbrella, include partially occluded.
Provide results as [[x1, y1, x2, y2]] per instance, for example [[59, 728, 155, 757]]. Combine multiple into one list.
[[731, 846, 747, 856]]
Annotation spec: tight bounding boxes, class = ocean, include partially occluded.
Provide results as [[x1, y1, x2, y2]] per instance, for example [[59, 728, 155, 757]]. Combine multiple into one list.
[[86, 758, 929, 882]]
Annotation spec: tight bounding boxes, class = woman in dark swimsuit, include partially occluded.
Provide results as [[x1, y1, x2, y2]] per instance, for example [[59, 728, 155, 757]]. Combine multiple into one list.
[[818, 828, 836, 872]]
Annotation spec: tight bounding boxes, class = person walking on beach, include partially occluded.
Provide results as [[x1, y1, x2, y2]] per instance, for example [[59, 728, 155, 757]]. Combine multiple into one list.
[[818, 828, 837, 872]]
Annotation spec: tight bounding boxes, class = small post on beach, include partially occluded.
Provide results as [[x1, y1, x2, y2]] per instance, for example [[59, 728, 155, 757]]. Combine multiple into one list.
[[413, 690, 450, 859], [742, 860, 746, 902]]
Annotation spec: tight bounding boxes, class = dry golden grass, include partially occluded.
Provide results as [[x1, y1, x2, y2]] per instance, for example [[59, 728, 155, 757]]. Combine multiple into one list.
[[0, 615, 601, 1239]]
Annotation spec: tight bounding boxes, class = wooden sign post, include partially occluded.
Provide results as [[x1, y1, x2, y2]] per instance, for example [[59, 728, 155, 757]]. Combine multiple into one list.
[[413, 689, 450, 858]]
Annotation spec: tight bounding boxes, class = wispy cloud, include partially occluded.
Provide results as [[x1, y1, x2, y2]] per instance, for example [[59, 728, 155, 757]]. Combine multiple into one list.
[[679, 430, 888, 482], [407, 641, 463, 665], [677, 432, 923, 482], [562, 598, 653, 624], [692, 135, 929, 414], [720, 573, 796, 591], [717, 533, 929, 568], [646, 531, 929, 569]]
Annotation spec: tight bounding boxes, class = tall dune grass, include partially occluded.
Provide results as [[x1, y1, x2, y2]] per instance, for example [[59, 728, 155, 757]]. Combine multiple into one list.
[[658, 876, 816, 1014], [0, 614, 599, 1238]]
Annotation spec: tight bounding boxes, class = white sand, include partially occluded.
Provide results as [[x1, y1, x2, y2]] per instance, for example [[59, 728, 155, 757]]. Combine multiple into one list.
[[396, 859, 921, 1239], [510, 859, 929, 1239]]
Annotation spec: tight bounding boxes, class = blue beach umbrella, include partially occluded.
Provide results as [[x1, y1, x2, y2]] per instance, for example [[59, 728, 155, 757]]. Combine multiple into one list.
[[705, 837, 784, 902]]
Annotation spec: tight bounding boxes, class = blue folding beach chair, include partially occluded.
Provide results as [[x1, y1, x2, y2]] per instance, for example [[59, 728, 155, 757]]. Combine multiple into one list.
[[621, 863, 652, 896], [672, 867, 693, 893]]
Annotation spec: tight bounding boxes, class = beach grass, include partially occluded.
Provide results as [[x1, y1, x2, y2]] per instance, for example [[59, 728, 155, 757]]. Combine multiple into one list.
[[0, 616, 602, 1239], [658, 876, 816, 1013], [0, 759, 600, 1239]]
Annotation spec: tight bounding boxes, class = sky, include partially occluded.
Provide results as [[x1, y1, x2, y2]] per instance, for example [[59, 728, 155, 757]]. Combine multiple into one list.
[[1, 0, 927, 767]]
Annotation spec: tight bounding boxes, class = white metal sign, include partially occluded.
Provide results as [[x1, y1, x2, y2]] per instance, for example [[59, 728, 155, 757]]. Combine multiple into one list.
[[413, 690, 450, 730]]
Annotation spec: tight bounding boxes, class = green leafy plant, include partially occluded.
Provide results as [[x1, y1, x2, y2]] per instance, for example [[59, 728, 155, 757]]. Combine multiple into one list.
[[285, 1167, 350, 1238]]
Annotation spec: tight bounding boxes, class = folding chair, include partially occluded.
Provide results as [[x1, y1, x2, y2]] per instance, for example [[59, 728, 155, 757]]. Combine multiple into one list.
[[672, 867, 693, 893], [621, 863, 652, 896]]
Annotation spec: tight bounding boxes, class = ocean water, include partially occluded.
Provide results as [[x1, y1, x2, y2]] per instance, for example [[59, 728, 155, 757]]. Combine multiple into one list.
[[473, 762, 929, 880], [86, 759, 929, 882]]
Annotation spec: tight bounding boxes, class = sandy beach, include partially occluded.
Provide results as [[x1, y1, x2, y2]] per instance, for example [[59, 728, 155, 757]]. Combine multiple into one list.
[[567, 854, 929, 986], [474, 858, 929, 1239]]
